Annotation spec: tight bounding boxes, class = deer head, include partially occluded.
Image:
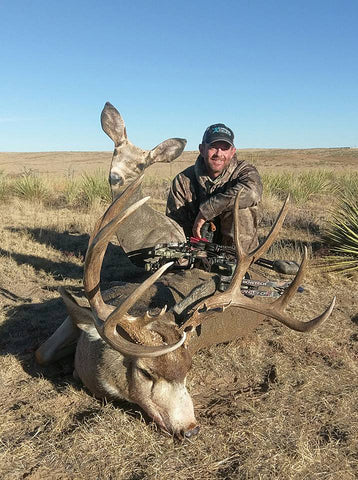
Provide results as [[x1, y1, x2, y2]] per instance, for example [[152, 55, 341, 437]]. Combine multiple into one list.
[[100, 102, 186, 250], [101, 102, 186, 199]]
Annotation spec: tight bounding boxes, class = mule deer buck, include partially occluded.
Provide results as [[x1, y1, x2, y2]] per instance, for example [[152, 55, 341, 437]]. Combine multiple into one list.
[[35, 103, 335, 438]]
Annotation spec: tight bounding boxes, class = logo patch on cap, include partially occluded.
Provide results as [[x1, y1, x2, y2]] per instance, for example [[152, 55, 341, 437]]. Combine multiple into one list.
[[211, 126, 232, 136], [202, 123, 234, 146]]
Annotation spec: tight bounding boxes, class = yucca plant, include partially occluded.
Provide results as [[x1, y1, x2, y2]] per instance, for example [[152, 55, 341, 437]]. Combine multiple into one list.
[[13, 169, 48, 201], [335, 171, 358, 198], [321, 194, 358, 273], [62, 177, 80, 206], [294, 170, 334, 203], [78, 169, 111, 207], [262, 172, 294, 200], [262, 170, 335, 204]]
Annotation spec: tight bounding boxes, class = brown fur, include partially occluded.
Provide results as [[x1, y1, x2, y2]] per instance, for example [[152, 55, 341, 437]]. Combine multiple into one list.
[[101, 102, 187, 250]]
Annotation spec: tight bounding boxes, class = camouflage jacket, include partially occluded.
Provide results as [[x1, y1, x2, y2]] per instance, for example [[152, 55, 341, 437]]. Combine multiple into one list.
[[166, 154, 262, 251]]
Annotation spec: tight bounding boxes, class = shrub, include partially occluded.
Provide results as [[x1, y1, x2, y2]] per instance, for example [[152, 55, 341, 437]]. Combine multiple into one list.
[[335, 171, 358, 198], [77, 169, 111, 207], [262, 170, 334, 204], [13, 169, 48, 201], [322, 194, 358, 273]]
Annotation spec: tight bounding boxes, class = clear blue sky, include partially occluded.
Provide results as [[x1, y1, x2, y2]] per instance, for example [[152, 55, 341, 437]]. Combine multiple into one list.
[[1, 0, 357, 151]]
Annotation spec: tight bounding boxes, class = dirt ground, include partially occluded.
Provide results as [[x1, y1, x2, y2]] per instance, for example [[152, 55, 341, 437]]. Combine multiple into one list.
[[1, 149, 358, 479]]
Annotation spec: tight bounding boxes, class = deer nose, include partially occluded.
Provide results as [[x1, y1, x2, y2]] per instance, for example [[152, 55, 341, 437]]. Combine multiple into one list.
[[183, 425, 200, 439], [110, 171, 124, 186]]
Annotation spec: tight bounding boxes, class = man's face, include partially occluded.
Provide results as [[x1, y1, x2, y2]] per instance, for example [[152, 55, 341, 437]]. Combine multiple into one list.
[[199, 141, 236, 179]]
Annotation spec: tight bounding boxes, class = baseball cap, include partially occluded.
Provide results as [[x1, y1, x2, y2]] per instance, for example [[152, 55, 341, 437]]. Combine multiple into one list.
[[202, 123, 234, 146]]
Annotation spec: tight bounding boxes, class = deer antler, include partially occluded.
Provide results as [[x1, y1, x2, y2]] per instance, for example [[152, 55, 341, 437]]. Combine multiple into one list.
[[181, 193, 335, 334], [84, 175, 187, 357]]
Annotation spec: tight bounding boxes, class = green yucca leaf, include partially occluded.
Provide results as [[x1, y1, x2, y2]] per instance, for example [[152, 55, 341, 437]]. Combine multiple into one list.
[[323, 193, 358, 273]]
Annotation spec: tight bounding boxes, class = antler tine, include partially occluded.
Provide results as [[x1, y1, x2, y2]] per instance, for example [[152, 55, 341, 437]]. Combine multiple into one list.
[[84, 196, 150, 317], [221, 193, 290, 302], [85, 173, 146, 314], [181, 191, 258, 330], [229, 192, 258, 292], [100, 326, 188, 358], [180, 194, 335, 334], [233, 192, 245, 261], [274, 246, 308, 309], [90, 260, 188, 357], [104, 262, 174, 331], [251, 194, 290, 263]]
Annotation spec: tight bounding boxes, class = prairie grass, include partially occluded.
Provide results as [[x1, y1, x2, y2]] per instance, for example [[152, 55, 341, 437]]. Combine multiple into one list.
[[2, 169, 112, 209], [262, 170, 334, 204], [0, 169, 358, 479], [0, 168, 354, 213], [0, 170, 10, 202]]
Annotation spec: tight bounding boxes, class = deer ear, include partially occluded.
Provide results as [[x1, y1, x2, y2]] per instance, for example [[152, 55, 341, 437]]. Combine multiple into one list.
[[101, 102, 128, 146], [149, 138, 187, 164], [59, 288, 96, 334]]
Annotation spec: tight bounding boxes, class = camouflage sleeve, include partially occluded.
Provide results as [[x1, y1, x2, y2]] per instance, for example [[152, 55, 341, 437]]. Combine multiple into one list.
[[166, 173, 197, 237], [199, 164, 263, 221]]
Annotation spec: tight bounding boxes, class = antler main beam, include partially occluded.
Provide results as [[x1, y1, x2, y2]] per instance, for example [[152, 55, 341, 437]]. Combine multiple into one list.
[[181, 193, 335, 334], [84, 175, 186, 357]]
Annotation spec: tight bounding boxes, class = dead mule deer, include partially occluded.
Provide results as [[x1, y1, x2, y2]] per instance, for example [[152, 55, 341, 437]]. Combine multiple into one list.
[[35, 172, 335, 438]]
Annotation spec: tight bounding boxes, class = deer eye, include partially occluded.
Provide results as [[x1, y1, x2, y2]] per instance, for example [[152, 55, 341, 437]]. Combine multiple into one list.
[[139, 368, 153, 381]]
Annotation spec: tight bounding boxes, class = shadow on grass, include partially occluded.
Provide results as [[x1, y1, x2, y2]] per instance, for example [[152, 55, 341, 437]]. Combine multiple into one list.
[[0, 247, 84, 280], [0, 296, 76, 390], [7, 226, 89, 257], [0, 286, 32, 303], [2, 226, 142, 282], [0, 275, 177, 370]]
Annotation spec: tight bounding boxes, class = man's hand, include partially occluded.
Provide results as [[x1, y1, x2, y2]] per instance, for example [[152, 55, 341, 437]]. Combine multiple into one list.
[[192, 212, 207, 238]]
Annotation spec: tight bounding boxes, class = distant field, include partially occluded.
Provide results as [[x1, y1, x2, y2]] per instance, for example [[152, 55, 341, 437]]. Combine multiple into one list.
[[1, 147, 357, 178]]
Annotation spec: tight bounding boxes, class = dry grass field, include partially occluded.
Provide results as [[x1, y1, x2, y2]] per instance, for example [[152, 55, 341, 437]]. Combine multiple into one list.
[[1, 148, 358, 479], [1, 147, 358, 177]]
